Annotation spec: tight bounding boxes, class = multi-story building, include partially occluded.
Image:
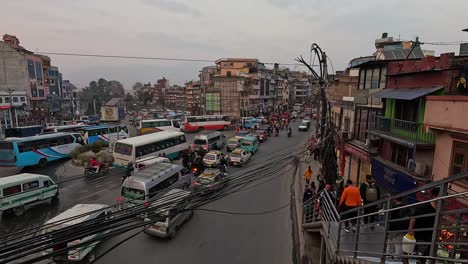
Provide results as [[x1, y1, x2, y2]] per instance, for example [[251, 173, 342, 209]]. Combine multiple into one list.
[[367, 52, 468, 193], [61, 80, 77, 120], [185, 80, 202, 115], [165, 85, 185, 110], [287, 71, 311, 104]]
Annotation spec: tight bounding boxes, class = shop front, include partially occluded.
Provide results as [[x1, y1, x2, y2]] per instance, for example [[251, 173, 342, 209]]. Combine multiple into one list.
[[371, 157, 418, 200], [344, 142, 372, 185]]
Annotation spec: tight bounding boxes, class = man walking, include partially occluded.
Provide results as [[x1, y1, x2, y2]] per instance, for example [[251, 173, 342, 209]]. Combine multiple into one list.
[[360, 175, 380, 229], [339, 179, 362, 232], [304, 166, 313, 184]]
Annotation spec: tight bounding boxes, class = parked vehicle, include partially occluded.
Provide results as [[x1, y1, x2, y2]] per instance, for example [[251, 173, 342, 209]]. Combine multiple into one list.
[[0, 173, 58, 216], [119, 163, 192, 208], [227, 137, 243, 152], [0, 133, 85, 168], [113, 131, 187, 167], [202, 150, 223, 168], [192, 131, 226, 151], [181, 115, 231, 132], [194, 168, 228, 194], [240, 136, 259, 154], [143, 189, 192, 238], [228, 148, 251, 167], [42, 204, 112, 262]]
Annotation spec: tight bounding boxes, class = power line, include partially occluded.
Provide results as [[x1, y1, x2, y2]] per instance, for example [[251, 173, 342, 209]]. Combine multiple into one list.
[[0, 50, 306, 67]]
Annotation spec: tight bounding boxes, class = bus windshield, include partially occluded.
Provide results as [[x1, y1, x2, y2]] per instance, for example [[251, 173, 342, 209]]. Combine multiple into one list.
[[121, 187, 145, 200], [114, 143, 133, 155]]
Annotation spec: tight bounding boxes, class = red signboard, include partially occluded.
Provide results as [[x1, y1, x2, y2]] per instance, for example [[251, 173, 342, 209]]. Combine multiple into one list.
[[344, 143, 370, 162], [0, 106, 11, 110]]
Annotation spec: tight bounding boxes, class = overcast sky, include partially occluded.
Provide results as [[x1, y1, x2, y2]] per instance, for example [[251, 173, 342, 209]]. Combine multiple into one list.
[[3, 0, 468, 90]]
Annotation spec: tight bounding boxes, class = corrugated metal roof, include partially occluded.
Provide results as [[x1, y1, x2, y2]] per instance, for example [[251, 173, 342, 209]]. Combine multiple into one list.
[[371, 87, 444, 100]]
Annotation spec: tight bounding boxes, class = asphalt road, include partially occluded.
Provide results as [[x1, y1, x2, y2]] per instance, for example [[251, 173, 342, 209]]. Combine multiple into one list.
[[0, 122, 311, 264]]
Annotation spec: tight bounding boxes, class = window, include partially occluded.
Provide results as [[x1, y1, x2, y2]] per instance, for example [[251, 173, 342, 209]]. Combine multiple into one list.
[[3, 185, 21, 196], [371, 68, 380, 88], [260, 79, 265, 96], [226, 71, 232, 77], [390, 143, 413, 167], [44, 180, 51, 187], [380, 67, 387, 88], [266, 80, 270, 96], [35, 61, 43, 81], [31, 87, 38, 97], [395, 100, 418, 122], [365, 68, 372, 89], [451, 142, 468, 183], [27, 60, 36, 79], [13, 97, 18, 103], [359, 69, 365, 89], [148, 173, 179, 197], [5, 97, 10, 103], [20, 97, 25, 102], [23, 181, 39, 191], [0, 98, 2, 103]]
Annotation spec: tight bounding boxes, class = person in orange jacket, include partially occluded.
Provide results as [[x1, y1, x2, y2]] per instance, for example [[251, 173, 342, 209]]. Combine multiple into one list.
[[304, 166, 313, 184], [339, 179, 362, 232]]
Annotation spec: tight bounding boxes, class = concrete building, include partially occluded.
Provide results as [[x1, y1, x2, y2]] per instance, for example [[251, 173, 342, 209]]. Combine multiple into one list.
[[288, 71, 310, 104], [61, 80, 77, 119], [165, 85, 185, 111], [185, 80, 202, 115]]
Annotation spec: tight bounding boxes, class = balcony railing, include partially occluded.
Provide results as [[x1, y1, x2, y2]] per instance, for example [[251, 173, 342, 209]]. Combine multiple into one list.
[[369, 115, 436, 145]]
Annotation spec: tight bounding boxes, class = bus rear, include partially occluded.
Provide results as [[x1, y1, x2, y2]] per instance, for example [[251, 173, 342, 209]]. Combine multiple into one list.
[[0, 141, 17, 167]]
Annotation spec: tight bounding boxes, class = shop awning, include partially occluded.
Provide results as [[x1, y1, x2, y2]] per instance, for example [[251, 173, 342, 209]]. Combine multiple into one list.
[[371, 87, 443, 100]]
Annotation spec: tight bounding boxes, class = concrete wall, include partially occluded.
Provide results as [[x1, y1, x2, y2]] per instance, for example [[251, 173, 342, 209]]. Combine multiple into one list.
[[424, 96, 468, 132], [0, 42, 29, 93], [432, 132, 452, 182]]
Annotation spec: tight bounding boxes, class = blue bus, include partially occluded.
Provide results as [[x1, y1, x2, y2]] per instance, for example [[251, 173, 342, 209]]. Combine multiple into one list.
[[0, 133, 85, 167], [5, 125, 44, 138], [78, 125, 129, 144]]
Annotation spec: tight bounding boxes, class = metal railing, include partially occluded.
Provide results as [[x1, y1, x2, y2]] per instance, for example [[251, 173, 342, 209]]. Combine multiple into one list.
[[369, 115, 436, 144], [302, 172, 468, 264]]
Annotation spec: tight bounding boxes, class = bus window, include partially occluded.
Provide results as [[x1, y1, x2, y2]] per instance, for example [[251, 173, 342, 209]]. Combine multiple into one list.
[[173, 121, 180, 128], [148, 173, 179, 198], [23, 181, 39, 191], [114, 143, 133, 156]]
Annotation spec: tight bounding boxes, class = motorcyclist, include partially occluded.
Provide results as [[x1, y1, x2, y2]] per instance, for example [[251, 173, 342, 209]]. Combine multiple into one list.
[[122, 162, 134, 183], [89, 157, 101, 173], [275, 125, 280, 136], [288, 126, 292, 137], [220, 154, 228, 172]]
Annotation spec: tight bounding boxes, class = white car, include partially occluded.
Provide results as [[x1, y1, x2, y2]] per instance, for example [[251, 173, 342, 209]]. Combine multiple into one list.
[[229, 148, 251, 167], [203, 150, 223, 167]]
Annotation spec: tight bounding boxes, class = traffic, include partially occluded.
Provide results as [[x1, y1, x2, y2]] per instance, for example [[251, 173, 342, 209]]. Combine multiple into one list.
[[0, 110, 312, 263]]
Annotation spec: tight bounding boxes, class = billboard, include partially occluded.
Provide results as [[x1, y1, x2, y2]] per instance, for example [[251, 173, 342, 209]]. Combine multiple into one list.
[[101, 106, 123, 121], [205, 93, 220, 112]]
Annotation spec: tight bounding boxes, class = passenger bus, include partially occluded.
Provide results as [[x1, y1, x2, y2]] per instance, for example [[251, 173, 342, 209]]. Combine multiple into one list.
[[0, 133, 85, 167], [139, 119, 180, 135], [181, 115, 231, 132], [44, 124, 88, 134], [5, 125, 44, 138], [78, 125, 129, 144], [113, 131, 187, 167]]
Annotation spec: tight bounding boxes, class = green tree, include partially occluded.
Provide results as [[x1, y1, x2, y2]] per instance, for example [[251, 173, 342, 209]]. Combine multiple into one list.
[[132, 82, 143, 92]]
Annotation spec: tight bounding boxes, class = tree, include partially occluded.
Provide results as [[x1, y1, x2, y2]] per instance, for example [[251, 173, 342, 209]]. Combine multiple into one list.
[[124, 93, 136, 110], [132, 82, 143, 92], [78, 78, 125, 115]]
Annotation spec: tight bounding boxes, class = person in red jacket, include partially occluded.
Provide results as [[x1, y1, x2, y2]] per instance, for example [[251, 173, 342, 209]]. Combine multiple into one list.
[[89, 157, 101, 173]]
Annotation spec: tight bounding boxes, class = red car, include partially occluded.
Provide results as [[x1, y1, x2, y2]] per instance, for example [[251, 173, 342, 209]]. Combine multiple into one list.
[[253, 129, 268, 142]]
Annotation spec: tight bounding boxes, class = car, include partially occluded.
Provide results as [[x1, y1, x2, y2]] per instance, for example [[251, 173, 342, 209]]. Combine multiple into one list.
[[194, 168, 228, 193], [227, 137, 243, 152], [252, 129, 268, 142], [298, 121, 309, 131], [302, 119, 311, 128], [235, 130, 252, 139], [202, 150, 223, 167], [240, 136, 259, 154], [229, 148, 252, 167]]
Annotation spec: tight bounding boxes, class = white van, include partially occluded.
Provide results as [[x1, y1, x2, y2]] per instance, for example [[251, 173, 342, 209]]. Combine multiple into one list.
[[119, 163, 192, 208], [0, 173, 58, 216], [42, 204, 112, 262], [193, 131, 226, 151], [144, 188, 193, 238], [133, 156, 171, 173]]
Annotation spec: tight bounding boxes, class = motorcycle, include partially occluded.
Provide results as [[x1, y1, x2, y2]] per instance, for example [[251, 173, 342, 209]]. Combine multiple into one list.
[[84, 163, 110, 176], [191, 162, 204, 177]]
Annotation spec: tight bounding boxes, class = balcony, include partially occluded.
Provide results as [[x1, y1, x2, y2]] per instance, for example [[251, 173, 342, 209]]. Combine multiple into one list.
[[368, 115, 436, 147]]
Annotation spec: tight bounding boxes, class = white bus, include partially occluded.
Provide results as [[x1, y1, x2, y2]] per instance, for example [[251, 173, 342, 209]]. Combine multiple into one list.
[[44, 124, 88, 134], [139, 119, 180, 135], [181, 115, 231, 132], [113, 131, 187, 167]]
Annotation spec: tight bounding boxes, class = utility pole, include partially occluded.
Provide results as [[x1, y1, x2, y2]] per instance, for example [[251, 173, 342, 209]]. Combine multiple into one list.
[[6, 88, 15, 128]]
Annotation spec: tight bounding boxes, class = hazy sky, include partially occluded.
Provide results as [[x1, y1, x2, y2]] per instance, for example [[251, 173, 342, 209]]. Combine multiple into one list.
[[3, 0, 468, 90]]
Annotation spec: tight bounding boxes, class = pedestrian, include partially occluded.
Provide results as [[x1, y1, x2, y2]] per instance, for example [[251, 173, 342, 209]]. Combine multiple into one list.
[[336, 179, 345, 208], [304, 166, 313, 184], [303, 184, 313, 203], [339, 179, 362, 232], [360, 175, 381, 229], [407, 188, 438, 263], [387, 196, 410, 261]]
